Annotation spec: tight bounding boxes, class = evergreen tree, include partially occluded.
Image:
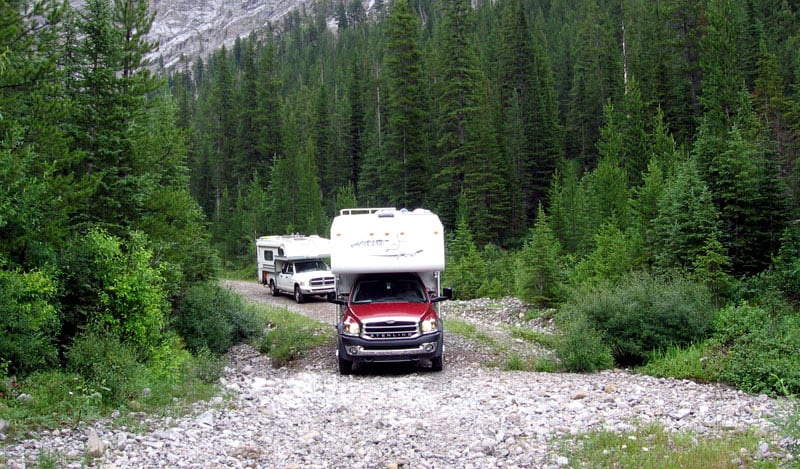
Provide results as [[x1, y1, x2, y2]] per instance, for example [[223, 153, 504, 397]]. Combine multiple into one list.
[[514, 205, 564, 307], [267, 108, 325, 235], [565, 0, 622, 166], [652, 158, 724, 272], [384, 0, 429, 208], [694, 0, 788, 275], [63, 0, 165, 234], [548, 161, 590, 255], [431, 0, 510, 243], [235, 37, 269, 184], [347, 59, 366, 190]]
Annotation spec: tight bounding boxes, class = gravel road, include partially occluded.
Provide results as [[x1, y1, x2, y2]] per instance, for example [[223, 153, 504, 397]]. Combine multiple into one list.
[[0, 281, 792, 468]]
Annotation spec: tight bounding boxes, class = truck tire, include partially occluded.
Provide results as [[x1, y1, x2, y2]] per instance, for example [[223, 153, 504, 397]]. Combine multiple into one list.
[[430, 355, 443, 372], [269, 280, 279, 296], [294, 285, 305, 303], [338, 355, 353, 375]]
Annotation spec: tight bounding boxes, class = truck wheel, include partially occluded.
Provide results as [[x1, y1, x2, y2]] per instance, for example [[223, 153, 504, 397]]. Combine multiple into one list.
[[338, 355, 353, 375], [269, 280, 279, 296], [430, 356, 444, 372], [294, 285, 305, 303]]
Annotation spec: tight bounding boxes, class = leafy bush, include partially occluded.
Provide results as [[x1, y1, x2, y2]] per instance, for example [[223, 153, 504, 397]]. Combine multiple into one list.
[[59, 230, 170, 360], [174, 282, 263, 355], [66, 329, 148, 405], [713, 304, 800, 396], [555, 309, 614, 372], [0, 267, 60, 375], [565, 272, 715, 366]]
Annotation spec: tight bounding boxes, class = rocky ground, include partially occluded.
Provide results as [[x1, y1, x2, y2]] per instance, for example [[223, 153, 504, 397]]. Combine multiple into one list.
[[0, 281, 795, 468]]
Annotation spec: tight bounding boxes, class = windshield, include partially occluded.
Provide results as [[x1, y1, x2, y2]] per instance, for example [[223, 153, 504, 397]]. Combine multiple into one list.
[[294, 260, 329, 273], [352, 279, 426, 304]]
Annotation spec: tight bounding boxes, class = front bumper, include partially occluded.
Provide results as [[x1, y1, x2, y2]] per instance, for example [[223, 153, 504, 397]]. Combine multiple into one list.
[[337, 330, 443, 363], [300, 286, 335, 295]]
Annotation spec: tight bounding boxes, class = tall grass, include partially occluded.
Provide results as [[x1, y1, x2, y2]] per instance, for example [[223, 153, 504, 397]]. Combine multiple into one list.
[[561, 422, 782, 468]]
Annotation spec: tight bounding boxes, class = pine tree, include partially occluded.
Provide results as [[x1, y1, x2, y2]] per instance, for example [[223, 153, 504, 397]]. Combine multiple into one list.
[[565, 0, 622, 166], [653, 158, 724, 272], [235, 37, 269, 184], [514, 205, 564, 307], [63, 0, 165, 234], [384, 0, 429, 208]]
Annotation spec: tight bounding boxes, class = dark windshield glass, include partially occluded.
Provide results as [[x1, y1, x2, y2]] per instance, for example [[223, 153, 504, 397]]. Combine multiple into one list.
[[352, 279, 425, 303], [294, 260, 328, 273]]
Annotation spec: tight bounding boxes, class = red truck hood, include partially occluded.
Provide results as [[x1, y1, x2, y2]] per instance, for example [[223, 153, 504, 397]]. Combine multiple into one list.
[[348, 302, 431, 321]]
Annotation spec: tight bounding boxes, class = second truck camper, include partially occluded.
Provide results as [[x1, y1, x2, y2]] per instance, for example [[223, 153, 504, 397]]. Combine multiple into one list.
[[329, 208, 452, 374]]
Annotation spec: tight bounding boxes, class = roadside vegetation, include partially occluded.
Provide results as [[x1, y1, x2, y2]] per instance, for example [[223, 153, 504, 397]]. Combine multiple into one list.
[[0, 284, 332, 446], [2, 0, 800, 466], [561, 423, 783, 469]]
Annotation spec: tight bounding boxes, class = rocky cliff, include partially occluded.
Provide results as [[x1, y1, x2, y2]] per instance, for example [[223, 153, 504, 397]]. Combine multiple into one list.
[[147, 0, 311, 69]]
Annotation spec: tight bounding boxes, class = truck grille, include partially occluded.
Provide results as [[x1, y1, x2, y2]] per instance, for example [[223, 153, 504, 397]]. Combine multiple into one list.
[[310, 277, 335, 286], [363, 320, 418, 339]]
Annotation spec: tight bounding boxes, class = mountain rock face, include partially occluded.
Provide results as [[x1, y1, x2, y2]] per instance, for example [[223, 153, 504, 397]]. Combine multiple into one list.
[[147, 0, 310, 70]]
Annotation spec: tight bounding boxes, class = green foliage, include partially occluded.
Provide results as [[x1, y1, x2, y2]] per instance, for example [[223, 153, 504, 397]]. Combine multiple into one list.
[[514, 207, 564, 306], [185, 347, 228, 384], [638, 343, 721, 384], [565, 272, 715, 366], [173, 282, 264, 355], [0, 267, 60, 375], [570, 222, 643, 288], [563, 422, 783, 468], [653, 157, 724, 272], [59, 229, 169, 360], [0, 359, 218, 442], [768, 225, 800, 306], [554, 309, 614, 373], [477, 243, 515, 299], [713, 304, 800, 396], [445, 214, 485, 299], [384, 0, 430, 209], [772, 398, 800, 461], [65, 329, 148, 405], [257, 306, 332, 368]]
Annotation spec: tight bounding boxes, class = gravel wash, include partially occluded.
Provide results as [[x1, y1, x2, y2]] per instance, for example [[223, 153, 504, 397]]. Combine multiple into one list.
[[0, 281, 794, 468]]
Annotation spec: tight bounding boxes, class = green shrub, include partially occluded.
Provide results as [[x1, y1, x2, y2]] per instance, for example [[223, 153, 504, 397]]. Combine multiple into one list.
[[186, 347, 228, 384], [257, 307, 332, 367], [638, 343, 721, 383], [174, 282, 263, 355], [59, 230, 170, 360], [714, 304, 800, 396], [555, 310, 614, 372], [0, 267, 60, 375], [566, 272, 715, 366], [66, 330, 148, 405]]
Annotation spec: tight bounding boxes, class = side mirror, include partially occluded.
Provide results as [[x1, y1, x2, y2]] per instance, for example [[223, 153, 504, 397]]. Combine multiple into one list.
[[329, 297, 347, 305], [431, 287, 453, 303]]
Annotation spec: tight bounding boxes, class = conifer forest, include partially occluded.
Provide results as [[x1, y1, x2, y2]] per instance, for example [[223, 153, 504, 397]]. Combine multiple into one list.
[[2, 0, 800, 398]]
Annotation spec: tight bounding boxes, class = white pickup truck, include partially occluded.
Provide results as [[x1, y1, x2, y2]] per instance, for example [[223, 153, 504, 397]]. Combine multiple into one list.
[[256, 235, 335, 303]]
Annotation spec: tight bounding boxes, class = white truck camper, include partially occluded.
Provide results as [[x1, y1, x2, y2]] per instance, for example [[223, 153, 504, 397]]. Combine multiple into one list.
[[329, 208, 452, 374], [255, 235, 335, 303]]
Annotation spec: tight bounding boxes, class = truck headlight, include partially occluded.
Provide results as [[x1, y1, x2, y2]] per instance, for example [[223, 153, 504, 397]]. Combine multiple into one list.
[[421, 318, 438, 333], [342, 318, 360, 335]]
